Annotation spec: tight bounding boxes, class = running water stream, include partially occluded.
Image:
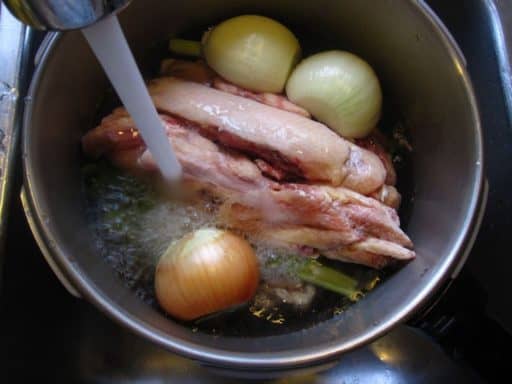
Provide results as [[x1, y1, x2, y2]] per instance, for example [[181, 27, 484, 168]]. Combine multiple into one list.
[[82, 15, 182, 181]]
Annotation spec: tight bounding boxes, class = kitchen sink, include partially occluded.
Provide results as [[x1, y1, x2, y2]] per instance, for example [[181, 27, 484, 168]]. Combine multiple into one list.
[[1, 0, 511, 382]]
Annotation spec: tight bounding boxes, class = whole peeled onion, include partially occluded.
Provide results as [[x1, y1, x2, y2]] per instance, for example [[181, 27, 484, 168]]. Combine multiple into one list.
[[202, 15, 301, 93], [286, 50, 382, 138], [155, 228, 260, 321]]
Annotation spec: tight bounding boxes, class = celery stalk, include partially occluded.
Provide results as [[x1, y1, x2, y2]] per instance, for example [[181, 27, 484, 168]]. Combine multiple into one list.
[[297, 260, 363, 301], [168, 38, 202, 57]]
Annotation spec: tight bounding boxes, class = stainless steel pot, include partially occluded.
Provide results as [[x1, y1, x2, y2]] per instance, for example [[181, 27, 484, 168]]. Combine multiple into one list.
[[21, 0, 484, 375]]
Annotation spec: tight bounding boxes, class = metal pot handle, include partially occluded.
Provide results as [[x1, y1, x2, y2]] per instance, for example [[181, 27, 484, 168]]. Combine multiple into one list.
[[20, 187, 81, 298]]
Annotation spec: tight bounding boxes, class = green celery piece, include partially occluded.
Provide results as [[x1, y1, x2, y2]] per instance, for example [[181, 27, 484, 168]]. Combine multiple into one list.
[[169, 38, 202, 57], [297, 259, 363, 301]]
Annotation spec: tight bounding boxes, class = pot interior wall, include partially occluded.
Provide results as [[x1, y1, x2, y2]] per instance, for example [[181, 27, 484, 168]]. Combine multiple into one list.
[[24, 0, 481, 364]]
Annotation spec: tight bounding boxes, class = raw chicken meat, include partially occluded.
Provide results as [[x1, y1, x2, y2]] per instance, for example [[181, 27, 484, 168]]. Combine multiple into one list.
[[82, 111, 414, 268], [160, 59, 311, 117], [148, 77, 387, 194], [160, 60, 400, 199]]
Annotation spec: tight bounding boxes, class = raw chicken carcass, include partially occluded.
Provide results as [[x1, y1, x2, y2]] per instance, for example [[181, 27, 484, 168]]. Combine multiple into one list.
[[160, 59, 311, 117], [82, 112, 414, 268], [148, 77, 387, 194], [160, 60, 400, 200]]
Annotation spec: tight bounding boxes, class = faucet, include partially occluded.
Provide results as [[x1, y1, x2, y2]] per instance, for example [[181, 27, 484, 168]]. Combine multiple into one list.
[[3, 0, 131, 30]]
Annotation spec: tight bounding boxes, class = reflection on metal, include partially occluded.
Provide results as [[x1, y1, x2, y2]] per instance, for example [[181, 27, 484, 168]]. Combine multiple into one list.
[[20, 188, 81, 297], [451, 180, 488, 279], [455, 61, 465, 77], [139, 351, 195, 373], [487, 0, 512, 125], [0, 2, 26, 283], [371, 340, 401, 365], [374, 348, 395, 364], [75, 306, 480, 383]]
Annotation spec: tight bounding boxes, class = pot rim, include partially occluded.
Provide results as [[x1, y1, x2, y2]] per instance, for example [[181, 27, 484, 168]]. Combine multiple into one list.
[[21, 0, 484, 371]]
